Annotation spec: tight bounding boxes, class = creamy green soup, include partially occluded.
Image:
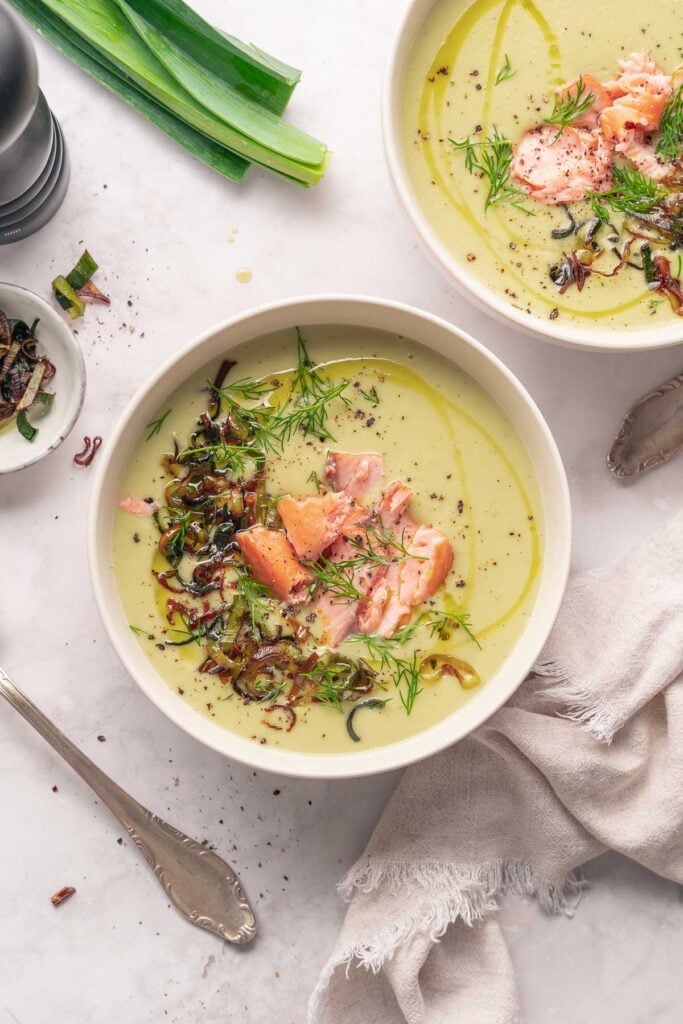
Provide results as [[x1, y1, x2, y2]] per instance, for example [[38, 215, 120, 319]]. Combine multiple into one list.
[[402, 0, 683, 331], [113, 326, 542, 754]]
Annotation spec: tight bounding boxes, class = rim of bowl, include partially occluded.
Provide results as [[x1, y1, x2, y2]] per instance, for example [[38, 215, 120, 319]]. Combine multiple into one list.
[[0, 281, 86, 473], [88, 294, 572, 779], [381, 0, 683, 353]]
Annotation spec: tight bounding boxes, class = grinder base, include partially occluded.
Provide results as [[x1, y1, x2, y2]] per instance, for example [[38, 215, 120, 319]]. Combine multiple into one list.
[[0, 114, 69, 245]]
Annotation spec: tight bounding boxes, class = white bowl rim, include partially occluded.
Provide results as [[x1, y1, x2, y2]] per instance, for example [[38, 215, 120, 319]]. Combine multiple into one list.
[[381, 0, 683, 353], [88, 293, 572, 779], [0, 281, 86, 473]]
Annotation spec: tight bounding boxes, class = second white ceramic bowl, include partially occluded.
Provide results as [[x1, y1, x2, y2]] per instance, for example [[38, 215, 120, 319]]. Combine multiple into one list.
[[0, 282, 85, 474], [382, 0, 683, 352], [88, 295, 571, 779]]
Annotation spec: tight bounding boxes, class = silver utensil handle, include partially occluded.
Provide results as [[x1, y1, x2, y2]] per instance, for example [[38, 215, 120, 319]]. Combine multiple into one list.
[[0, 666, 256, 944]]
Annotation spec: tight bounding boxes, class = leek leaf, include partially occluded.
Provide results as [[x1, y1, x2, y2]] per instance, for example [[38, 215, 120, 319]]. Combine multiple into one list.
[[37, 0, 327, 184], [7, 0, 248, 181], [115, 0, 328, 170], [114, 0, 300, 114]]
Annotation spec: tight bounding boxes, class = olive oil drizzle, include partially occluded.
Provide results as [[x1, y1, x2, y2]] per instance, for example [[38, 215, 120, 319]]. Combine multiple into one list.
[[416, 0, 649, 320]]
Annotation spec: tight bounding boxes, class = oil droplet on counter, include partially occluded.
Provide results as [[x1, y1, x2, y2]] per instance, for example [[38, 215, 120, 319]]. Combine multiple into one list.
[[235, 267, 252, 284], [227, 227, 239, 244]]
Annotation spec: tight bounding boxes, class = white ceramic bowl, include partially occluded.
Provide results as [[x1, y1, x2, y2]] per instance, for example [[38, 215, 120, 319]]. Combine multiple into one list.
[[382, 0, 683, 352], [88, 296, 571, 779], [0, 282, 85, 473]]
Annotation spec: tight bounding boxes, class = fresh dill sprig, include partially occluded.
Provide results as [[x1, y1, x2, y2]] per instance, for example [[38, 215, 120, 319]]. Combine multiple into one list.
[[347, 521, 423, 567], [302, 656, 374, 712], [234, 570, 273, 636], [396, 653, 423, 714], [211, 377, 275, 403], [349, 608, 480, 653], [163, 506, 193, 544], [273, 379, 351, 444], [278, 329, 351, 441], [145, 408, 172, 441], [308, 522, 423, 599], [305, 557, 367, 603], [425, 610, 481, 648], [656, 84, 683, 161], [181, 442, 266, 476], [352, 635, 422, 713], [129, 624, 148, 636], [449, 128, 533, 214], [359, 384, 380, 404], [347, 608, 480, 714], [494, 53, 515, 86], [292, 328, 327, 396], [677, 254, 683, 279], [307, 469, 322, 493], [543, 75, 595, 134], [588, 164, 667, 220], [165, 612, 206, 646]]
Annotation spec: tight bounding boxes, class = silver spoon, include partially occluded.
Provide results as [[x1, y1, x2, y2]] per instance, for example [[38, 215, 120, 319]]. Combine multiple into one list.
[[607, 371, 683, 478], [0, 665, 256, 944]]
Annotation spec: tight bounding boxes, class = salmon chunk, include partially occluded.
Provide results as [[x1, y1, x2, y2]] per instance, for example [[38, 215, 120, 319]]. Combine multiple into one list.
[[512, 125, 613, 204], [601, 53, 672, 142], [613, 132, 670, 181], [236, 527, 312, 603], [278, 491, 356, 561], [400, 525, 455, 606], [117, 496, 159, 516], [325, 450, 384, 499], [314, 532, 386, 647], [357, 525, 454, 637], [377, 480, 413, 526], [313, 481, 412, 645], [602, 53, 671, 123]]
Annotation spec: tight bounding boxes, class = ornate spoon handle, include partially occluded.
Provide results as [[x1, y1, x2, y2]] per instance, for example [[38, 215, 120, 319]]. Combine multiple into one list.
[[0, 665, 256, 944], [608, 372, 683, 477]]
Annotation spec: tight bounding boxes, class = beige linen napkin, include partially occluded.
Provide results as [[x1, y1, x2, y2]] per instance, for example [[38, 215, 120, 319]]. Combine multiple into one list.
[[309, 510, 683, 1024]]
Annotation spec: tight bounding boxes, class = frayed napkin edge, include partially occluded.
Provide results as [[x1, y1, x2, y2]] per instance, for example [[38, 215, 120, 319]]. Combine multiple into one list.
[[532, 656, 624, 743], [308, 857, 583, 1022]]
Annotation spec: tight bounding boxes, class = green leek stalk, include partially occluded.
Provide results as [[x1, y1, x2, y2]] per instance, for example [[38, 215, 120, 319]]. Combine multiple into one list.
[[12, 0, 329, 185], [115, 0, 327, 172], [110, 0, 300, 114], [8, 0, 249, 181]]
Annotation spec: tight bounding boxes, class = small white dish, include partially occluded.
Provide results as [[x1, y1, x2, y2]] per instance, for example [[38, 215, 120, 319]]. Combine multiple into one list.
[[0, 281, 85, 473], [382, 0, 683, 352], [88, 295, 571, 779]]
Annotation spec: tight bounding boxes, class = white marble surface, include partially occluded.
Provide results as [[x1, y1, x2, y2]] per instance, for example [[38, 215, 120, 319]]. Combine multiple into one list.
[[1, 2, 682, 1021]]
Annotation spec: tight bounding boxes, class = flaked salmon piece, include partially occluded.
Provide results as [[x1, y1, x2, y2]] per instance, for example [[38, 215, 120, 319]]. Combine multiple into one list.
[[601, 53, 672, 138], [512, 125, 613, 204], [325, 450, 384, 499], [377, 480, 413, 526], [278, 491, 353, 561], [604, 52, 661, 95], [401, 525, 455, 606], [555, 73, 611, 129], [614, 131, 670, 181], [313, 532, 386, 647], [117, 496, 159, 516], [236, 526, 312, 604], [314, 481, 414, 646], [358, 524, 454, 638]]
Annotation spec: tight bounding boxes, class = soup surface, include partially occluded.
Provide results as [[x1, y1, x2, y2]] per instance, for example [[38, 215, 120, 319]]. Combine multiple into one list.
[[402, 0, 683, 331], [113, 326, 542, 754]]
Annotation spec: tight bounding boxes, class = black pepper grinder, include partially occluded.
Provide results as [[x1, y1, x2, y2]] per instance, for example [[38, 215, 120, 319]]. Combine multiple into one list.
[[0, 0, 69, 245]]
